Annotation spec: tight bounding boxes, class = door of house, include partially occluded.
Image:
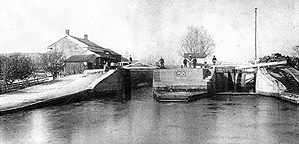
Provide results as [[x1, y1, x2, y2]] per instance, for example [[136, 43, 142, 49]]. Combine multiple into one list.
[[87, 62, 93, 69]]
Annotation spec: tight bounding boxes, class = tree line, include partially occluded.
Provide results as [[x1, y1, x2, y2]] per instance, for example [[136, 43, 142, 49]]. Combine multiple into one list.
[[0, 50, 64, 84]]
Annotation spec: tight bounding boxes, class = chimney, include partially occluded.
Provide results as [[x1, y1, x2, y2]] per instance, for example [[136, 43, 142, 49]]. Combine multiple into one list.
[[65, 29, 70, 35], [84, 34, 88, 40]]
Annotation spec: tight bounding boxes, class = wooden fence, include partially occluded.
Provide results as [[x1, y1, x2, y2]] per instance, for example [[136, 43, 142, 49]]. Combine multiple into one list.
[[0, 77, 50, 94]]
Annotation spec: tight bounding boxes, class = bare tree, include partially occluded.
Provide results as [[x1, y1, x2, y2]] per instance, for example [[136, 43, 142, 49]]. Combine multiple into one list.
[[178, 26, 215, 58], [40, 49, 65, 79]]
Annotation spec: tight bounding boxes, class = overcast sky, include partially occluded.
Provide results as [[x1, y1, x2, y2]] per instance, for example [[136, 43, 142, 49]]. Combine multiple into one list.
[[1, 0, 299, 64]]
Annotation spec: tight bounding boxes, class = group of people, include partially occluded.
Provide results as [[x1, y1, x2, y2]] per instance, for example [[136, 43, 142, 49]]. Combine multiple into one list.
[[156, 55, 218, 69], [182, 55, 217, 68], [183, 56, 197, 68]]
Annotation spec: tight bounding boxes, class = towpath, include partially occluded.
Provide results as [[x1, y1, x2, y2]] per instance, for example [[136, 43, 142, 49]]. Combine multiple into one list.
[[0, 72, 103, 112]]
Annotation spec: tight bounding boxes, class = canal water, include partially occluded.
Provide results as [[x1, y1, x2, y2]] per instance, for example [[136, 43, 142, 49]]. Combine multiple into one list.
[[1, 87, 299, 144]]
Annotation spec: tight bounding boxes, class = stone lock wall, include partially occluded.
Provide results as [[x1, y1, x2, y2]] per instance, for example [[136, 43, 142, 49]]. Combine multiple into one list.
[[129, 69, 154, 87], [89, 69, 131, 99]]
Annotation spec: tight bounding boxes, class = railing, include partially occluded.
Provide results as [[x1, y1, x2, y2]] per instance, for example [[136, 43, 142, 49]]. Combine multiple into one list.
[[0, 77, 50, 94], [235, 60, 287, 69]]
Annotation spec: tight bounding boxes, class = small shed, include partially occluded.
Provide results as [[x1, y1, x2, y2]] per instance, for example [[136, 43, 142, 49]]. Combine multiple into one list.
[[183, 53, 206, 58], [64, 54, 98, 74]]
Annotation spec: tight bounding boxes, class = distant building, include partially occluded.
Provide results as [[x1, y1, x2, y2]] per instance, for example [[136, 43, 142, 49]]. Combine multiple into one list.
[[47, 30, 122, 74]]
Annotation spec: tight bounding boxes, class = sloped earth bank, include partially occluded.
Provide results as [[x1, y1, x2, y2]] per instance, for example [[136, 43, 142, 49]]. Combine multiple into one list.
[[0, 73, 103, 115], [267, 66, 299, 93]]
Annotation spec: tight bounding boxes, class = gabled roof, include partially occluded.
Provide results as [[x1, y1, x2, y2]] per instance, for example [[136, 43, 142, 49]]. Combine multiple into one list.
[[121, 57, 129, 62], [106, 48, 121, 56], [70, 35, 102, 48], [184, 53, 206, 58], [48, 33, 121, 56], [70, 35, 121, 56], [88, 46, 106, 54], [65, 54, 97, 62], [47, 36, 67, 49], [87, 47, 116, 59]]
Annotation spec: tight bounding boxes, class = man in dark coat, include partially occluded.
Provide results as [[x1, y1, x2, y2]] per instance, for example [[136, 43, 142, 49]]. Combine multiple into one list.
[[183, 58, 187, 67], [192, 58, 197, 68], [129, 55, 133, 64], [212, 55, 217, 65], [159, 57, 164, 68]]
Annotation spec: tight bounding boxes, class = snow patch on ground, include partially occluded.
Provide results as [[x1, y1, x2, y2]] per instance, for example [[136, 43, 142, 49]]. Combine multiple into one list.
[[0, 72, 104, 110]]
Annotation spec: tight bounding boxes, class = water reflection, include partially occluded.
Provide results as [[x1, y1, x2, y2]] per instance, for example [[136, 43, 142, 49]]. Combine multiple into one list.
[[1, 88, 299, 143], [0, 111, 32, 143]]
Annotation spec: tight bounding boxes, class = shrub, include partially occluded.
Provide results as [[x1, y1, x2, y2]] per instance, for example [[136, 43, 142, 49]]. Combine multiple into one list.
[[1, 53, 35, 84]]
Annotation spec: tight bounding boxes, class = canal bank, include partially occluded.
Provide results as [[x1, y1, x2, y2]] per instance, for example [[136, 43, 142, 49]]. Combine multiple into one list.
[[2, 62, 299, 115], [0, 68, 132, 115]]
